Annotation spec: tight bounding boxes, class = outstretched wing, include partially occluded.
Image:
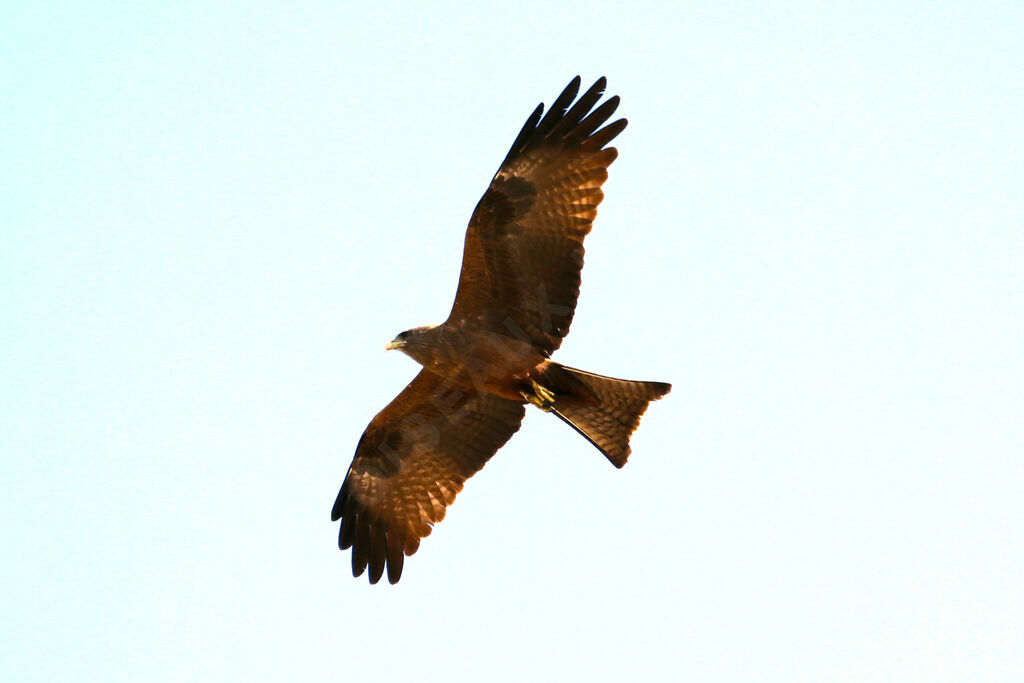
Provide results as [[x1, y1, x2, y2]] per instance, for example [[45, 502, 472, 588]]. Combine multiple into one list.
[[448, 76, 627, 357], [331, 370, 525, 584]]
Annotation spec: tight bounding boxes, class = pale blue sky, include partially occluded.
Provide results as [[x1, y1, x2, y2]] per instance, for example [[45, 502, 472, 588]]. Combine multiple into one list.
[[3, 2, 1022, 681]]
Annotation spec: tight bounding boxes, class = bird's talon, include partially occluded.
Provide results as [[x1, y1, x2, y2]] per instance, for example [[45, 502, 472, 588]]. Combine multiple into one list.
[[533, 381, 555, 405], [522, 380, 555, 411]]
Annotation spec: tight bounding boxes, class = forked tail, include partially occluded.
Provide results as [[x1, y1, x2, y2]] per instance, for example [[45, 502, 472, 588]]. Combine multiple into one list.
[[533, 362, 671, 468]]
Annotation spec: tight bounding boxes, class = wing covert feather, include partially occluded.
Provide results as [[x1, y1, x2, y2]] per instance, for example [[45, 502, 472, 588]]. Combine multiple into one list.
[[448, 77, 627, 356], [331, 370, 525, 584]]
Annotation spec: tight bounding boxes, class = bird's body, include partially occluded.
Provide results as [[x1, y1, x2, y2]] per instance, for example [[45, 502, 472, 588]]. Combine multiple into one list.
[[391, 322, 543, 399], [332, 77, 670, 584]]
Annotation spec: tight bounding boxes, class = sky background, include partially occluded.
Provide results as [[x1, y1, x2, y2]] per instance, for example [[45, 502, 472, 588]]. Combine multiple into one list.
[[3, 2, 1022, 681]]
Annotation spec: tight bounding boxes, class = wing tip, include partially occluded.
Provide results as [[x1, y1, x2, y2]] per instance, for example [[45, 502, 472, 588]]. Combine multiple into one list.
[[497, 76, 626, 168], [582, 117, 628, 152], [330, 491, 344, 522]]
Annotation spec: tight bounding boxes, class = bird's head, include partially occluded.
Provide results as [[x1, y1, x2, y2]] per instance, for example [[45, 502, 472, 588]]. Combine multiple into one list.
[[385, 325, 438, 360]]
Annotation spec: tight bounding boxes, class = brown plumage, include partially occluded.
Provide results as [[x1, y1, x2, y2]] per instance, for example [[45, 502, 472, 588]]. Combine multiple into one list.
[[332, 77, 670, 584]]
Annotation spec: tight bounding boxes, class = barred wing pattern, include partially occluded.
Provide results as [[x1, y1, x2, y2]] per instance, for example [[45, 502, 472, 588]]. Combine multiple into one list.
[[448, 76, 627, 356], [331, 370, 525, 584]]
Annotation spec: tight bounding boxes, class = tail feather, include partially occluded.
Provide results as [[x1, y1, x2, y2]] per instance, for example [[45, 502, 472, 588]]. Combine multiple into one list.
[[537, 363, 671, 467]]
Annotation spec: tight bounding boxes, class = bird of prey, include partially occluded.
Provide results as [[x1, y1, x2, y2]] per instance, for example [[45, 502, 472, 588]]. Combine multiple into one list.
[[332, 76, 670, 584]]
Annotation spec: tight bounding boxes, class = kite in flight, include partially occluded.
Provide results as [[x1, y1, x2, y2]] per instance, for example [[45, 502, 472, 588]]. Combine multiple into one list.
[[332, 77, 671, 584]]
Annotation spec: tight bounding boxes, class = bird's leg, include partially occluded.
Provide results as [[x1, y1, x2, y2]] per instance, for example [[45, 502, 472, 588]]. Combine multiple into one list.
[[520, 379, 556, 412]]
